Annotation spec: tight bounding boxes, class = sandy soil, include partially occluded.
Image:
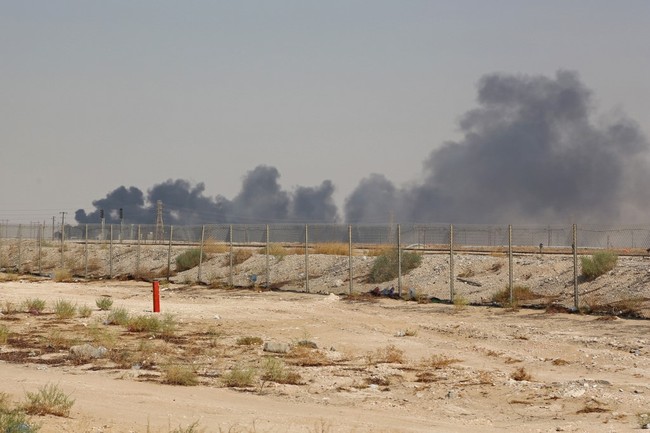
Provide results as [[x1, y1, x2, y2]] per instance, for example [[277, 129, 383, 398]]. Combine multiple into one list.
[[0, 278, 649, 433]]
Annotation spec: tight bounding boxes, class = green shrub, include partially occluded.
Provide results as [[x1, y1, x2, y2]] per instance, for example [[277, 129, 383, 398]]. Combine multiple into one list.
[[0, 409, 40, 433], [53, 299, 76, 320], [126, 315, 161, 333], [222, 366, 256, 387], [368, 249, 422, 283], [95, 296, 113, 311], [105, 307, 130, 326], [22, 383, 74, 417], [175, 249, 202, 272], [23, 298, 46, 315], [260, 357, 301, 385], [78, 305, 93, 318], [581, 250, 618, 281]]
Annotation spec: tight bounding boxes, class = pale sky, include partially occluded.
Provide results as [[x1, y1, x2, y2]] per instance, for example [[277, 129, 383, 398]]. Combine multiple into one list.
[[1, 1, 649, 224]]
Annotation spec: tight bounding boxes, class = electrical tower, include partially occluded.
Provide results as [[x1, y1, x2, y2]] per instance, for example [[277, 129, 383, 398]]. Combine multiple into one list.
[[155, 200, 164, 243]]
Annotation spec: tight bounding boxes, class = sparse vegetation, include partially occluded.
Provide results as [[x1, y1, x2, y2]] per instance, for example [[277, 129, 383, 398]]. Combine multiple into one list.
[[369, 344, 405, 364], [260, 357, 302, 386], [581, 250, 618, 281], [0, 407, 40, 433], [78, 304, 93, 318], [22, 383, 74, 417], [95, 296, 114, 311], [313, 243, 349, 256], [286, 346, 330, 366], [163, 364, 199, 386], [230, 248, 253, 265], [236, 336, 263, 346], [175, 248, 202, 272], [1, 300, 18, 314], [105, 306, 130, 326], [127, 314, 162, 333], [222, 365, 257, 388], [420, 354, 461, 369], [510, 367, 532, 381], [203, 239, 228, 254], [53, 268, 72, 282], [0, 325, 8, 344], [262, 243, 287, 259], [368, 249, 422, 283], [453, 295, 469, 310], [491, 285, 538, 306], [53, 299, 76, 319], [23, 298, 46, 315]]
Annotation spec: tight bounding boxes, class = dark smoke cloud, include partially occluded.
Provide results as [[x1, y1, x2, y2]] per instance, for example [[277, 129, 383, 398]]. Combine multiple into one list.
[[75, 165, 340, 224], [77, 71, 650, 225], [345, 71, 650, 224]]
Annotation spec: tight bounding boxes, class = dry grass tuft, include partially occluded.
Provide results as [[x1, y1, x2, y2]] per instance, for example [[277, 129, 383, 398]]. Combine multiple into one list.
[[312, 243, 349, 256], [203, 239, 228, 254], [163, 364, 199, 386], [420, 354, 461, 369], [230, 249, 253, 265], [369, 344, 405, 364], [286, 346, 331, 366], [22, 383, 74, 417], [510, 366, 532, 381]]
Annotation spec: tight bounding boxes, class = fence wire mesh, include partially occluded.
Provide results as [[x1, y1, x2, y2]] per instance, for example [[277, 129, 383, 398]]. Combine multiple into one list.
[[0, 222, 648, 316]]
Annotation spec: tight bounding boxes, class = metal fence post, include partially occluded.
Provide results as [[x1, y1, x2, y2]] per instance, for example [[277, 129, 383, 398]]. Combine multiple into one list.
[[229, 224, 233, 287], [84, 224, 88, 278], [109, 225, 113, 279], [17, 224, 22, 272], [397, 224, 402, 298], [266, 224, 270, 289], [167, 225, 173, 282], [348, 224, 353, 295], [449, 224, 454, 302], [136, 225, 141, 279], [573, 223, 578, 310], [508, 224, 513, 305], [305, 224, 309, 293], [198, 225, 205, 283], [38, 224, 43, 275]]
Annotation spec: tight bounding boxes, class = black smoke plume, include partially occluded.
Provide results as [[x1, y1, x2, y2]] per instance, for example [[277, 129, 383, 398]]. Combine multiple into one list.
[[75, 165, 340, 225], [345, 70, 650, 224]]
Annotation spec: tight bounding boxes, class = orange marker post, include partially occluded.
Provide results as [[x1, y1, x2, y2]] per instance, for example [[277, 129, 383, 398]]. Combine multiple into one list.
[[152, 280, 161, 313]]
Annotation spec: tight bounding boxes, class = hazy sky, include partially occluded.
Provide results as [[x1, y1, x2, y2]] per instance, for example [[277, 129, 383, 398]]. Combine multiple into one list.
[[1, 1, 649, 224]]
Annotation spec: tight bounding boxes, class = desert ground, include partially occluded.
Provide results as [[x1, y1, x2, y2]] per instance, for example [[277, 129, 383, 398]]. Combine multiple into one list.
[[0, 272, 649, 433]]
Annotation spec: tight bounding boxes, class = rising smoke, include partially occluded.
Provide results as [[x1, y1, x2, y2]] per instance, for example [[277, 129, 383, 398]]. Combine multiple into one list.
[[75, 165, 340, 225], [345, 70, 650, 224], [77, 71, 650, 225]]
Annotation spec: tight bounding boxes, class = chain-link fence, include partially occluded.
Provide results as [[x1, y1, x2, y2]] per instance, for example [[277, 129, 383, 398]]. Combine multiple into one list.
[[1, 222, 649, 316]]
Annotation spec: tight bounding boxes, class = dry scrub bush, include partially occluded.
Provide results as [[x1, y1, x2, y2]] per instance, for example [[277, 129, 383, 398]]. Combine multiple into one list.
[[106, 307, 130, 326], [23, 383, 74, 417], [491, 285, 538, 306], [203, 239, 228, 254], [23, 298, 46, 315], [163, 364, 199, 386], [222, 365, 257, 388], [286, 346, 331, 366], [368, 345, 405, 364], [1, 301, 18, 315], [0, 325, 8, 344], [261, 243, 288, 258], [510, 367, 532, 381], [95, 296, 113, 311], [457, 268, 475, 278], [236, 336, 263, 346], [313, 243, 349, 256], [53, 268, 72, 282], [78, 304, 93, 318], [230, 249, 253, 265], [420, 354, 461, 369], [260, 357, 302, 385], [453, 295, 469, 311], [53, 299, 76, 319]]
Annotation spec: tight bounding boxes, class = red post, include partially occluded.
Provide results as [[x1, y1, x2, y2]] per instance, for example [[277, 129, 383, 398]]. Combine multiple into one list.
[[152, 280, 160, 313]]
